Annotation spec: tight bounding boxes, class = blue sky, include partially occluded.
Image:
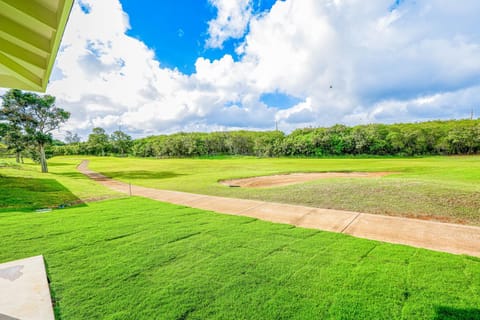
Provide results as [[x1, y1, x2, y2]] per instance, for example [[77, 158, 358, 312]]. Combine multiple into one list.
[[121, 0, 276, 74], [46, 0, 480, 139], [122, 0, 215, 74]]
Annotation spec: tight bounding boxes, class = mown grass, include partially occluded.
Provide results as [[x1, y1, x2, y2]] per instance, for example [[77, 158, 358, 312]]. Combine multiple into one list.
[[1, 157, 480, 318], [1, 197, 480, 319], [0, 158, 120, 212], [81, 156, 480, 225]]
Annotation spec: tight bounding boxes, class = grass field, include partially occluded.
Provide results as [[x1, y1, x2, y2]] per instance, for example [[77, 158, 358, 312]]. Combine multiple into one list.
[[1, 157, 480, 319], [0, 158, 120, 212], [1, 197, 480, 319], [82, 156, 480, 225]]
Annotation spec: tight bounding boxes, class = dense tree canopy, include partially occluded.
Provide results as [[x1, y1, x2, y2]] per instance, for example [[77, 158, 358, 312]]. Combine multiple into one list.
[[52, 119, 480, 158]]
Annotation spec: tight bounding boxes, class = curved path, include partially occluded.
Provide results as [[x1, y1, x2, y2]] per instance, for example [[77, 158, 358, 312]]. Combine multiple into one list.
[[78, 160, 480, 257]]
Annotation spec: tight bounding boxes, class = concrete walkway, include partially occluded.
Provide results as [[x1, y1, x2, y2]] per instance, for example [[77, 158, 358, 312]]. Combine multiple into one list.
[[78, 160, 480, 257], [0, 255, 54, 320]]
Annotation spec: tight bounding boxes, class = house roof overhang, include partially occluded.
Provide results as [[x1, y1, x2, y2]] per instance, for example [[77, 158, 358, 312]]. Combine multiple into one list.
[[0, 0, 74, 92]]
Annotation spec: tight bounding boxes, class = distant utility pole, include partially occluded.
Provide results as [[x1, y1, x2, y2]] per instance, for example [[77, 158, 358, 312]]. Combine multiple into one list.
[[275, 120, 278, 131], [471, 108, 474, 120]]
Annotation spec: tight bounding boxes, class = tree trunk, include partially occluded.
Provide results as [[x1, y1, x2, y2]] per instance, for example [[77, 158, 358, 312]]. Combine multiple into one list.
[[39, 144, 48, 173], [16, 152, 20, 163]]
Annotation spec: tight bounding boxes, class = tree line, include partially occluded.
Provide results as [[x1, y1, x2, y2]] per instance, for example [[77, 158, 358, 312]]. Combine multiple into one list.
[[51, 119, 480, 158], [3, 90, 479, 163], [52, 127, 133, 157]]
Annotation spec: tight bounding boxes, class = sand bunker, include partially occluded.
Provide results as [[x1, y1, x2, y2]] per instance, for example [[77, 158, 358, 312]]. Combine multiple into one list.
[[221, 172, 393, 188]]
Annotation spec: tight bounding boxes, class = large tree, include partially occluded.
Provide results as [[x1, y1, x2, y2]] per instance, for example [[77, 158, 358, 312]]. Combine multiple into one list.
[[110, 130, 132, 156], [1, 123, 29, 163], [65, 131, 81, 144], [0, 122, 6, 137], [1, 89, 70, 172], [87, 127, 110, 156], [0, 122, 27, 162]]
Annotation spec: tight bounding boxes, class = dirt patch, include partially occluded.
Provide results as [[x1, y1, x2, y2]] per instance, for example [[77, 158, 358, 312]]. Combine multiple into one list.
[[220, 172, 394, 188]]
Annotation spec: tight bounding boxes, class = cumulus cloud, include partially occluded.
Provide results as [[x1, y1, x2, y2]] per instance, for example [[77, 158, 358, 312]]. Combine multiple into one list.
[[205, 0, 253, 49], [46, 0, 480, 140], [238, 0, 480, 128]]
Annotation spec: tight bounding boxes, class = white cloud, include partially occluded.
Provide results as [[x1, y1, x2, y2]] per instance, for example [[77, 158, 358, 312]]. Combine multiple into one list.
[[205, 0, 253, 48], [46, 0, 480, 140], [236, 0, 480, 126], [276, 98, 315, 125]]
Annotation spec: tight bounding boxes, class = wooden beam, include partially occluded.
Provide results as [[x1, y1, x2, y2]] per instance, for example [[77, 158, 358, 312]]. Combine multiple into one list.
[[57, 0, 67, 24], [41, 0, 74, 90], [0, 74, 37, 91], [0, 37, 47, 69], [0, 0, 57, 30], [0, 14, 51, 54], [0, 0, 74, 91], [0, 51, 42, 90]]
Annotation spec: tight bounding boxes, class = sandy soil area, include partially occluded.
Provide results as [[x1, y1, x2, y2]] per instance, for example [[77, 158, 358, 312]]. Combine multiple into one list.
[[220, 172, 394, 188]]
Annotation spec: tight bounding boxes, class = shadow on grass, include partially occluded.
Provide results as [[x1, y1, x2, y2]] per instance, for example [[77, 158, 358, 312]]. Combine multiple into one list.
[[435, 306, 480, 320], [0, 176, 84, 213], [57, 170, 185, 181], [47, 162, 76, 167], [52, 171, 89, 179], [101, 170, 186, 180], [43, 259, 64, 320]]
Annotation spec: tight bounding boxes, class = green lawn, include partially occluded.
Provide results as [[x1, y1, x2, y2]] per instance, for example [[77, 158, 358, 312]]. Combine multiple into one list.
[[0, 158, 121, 212], [1, 157, 479, 319], [1, 197, 480, 319], [81, 156, 480, 225]]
